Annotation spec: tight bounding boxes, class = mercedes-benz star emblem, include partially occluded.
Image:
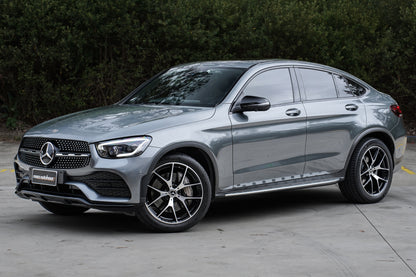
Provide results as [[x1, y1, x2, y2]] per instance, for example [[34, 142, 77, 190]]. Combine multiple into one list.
[[40, 142, 56, 166]]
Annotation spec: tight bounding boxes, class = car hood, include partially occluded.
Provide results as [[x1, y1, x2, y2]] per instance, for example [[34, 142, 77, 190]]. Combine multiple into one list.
[[25, 105, 215, 143]]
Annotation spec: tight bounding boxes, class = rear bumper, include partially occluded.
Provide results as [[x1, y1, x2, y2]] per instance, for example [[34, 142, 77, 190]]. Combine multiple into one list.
[[394, 158, 404, 173], [393, 135, 407, 172]]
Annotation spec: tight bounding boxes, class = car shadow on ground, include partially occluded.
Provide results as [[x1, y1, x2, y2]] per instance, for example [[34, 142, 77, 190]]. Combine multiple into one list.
[[17, 185, 347, 234], [205, 185, 346, 222]]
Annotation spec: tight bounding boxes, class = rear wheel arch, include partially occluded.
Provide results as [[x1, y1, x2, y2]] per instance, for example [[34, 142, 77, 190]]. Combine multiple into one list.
[[345, 128, 395, 171], [339, 137, 393, 203]]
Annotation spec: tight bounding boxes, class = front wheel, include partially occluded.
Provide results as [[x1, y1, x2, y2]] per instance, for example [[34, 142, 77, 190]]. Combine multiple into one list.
[[339, 138, 393, 203], [137, 154, 212, 232]]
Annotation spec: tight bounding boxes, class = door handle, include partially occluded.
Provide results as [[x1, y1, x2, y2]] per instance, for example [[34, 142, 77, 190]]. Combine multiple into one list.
[[285, 108, 301, 116], [345, 104, 358, 111]]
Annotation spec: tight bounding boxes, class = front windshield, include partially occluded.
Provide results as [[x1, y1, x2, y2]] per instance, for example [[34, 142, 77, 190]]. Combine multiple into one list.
[[124, 65, 246, 107]]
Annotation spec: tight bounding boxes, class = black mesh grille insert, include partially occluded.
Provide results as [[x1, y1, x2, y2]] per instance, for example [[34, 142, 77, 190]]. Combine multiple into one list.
[[19, 182, 86, 199], [19, 172, 130, 199], [68, 172, 131, 198], [19, 152, 43, 167]]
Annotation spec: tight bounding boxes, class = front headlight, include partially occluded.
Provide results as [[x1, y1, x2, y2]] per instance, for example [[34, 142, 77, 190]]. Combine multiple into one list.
[[96, 136, 152, 158]]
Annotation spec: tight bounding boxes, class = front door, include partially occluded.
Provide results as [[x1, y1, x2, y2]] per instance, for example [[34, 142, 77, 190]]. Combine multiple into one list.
[[230, 68, 307, 189]]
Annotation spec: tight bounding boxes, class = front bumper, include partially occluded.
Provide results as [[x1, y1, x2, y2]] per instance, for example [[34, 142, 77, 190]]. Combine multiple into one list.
[[15, 188, 137, 212], [14, 144, 160, 211]]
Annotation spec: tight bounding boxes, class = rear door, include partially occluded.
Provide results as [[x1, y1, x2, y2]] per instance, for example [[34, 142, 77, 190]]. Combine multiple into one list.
[[230, 67, 307, 188], [296, 68, 366, 176]]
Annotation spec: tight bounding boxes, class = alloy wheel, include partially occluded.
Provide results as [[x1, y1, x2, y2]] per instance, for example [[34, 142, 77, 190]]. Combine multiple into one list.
[[145, 162, 204, 225], [359, 145, 391, 196]]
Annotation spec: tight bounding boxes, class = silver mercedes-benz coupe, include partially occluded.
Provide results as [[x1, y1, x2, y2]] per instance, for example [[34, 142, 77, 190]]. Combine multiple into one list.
[[14, 60, 406, 232]]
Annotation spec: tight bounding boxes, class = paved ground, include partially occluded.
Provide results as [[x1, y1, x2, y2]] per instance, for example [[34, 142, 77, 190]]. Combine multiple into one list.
[[0, 141, 415, 277]]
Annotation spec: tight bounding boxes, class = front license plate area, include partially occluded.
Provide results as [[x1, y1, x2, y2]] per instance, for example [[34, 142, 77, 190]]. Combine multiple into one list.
[[31, 169, 58, 186]]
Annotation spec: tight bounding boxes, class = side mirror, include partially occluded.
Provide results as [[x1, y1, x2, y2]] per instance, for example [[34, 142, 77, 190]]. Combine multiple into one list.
[[232, 95, 271, 113]]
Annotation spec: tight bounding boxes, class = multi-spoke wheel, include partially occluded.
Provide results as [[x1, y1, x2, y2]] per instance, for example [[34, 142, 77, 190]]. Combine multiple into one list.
[[339, 138, 393, 203], [137, 154, 211, 232], [360, 145, 391, 195]]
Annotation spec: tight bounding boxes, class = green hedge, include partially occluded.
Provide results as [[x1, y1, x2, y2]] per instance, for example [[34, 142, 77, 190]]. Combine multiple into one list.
[[1, 0, 416, 126]]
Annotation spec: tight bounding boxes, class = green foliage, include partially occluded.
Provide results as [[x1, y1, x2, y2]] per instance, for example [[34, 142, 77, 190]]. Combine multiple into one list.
[[6, 116, 17, 130], [1, 0, 416, 124]]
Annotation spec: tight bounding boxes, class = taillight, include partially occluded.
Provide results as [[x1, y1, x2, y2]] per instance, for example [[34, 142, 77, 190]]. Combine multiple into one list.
[[390, 105, 403, 117]]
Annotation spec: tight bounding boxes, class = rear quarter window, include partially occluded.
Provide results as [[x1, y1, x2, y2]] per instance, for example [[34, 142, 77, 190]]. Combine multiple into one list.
[[333, 74, 366, 97]]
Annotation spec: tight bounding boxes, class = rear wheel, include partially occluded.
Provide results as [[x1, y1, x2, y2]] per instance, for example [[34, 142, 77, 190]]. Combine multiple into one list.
[[339, 138, 393, 203], [137, 154, 211, 232], [39, 202, 89, 215]]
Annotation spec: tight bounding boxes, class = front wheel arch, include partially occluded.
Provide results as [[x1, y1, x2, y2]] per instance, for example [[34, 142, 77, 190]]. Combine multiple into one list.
[[140, 142, 218, 202]]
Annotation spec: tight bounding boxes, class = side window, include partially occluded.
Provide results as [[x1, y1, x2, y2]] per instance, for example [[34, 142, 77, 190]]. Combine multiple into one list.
[[333, 74, 366, 97], [243, 68, 293, 105], [299, 69, 337, 100]]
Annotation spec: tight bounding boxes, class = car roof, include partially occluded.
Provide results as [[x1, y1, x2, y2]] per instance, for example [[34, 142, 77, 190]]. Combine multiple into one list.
[[180, 59, 346, 71], [174, 60, 372, 89]]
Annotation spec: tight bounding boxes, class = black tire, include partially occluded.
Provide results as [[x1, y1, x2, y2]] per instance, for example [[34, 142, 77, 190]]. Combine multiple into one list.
[[339, 138, 393, 203], [39, 202, 89, 215], [137, 154, 212, 232]]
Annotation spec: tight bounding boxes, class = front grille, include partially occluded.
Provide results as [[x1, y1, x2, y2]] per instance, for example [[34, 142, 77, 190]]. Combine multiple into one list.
[[18, 137, 91, 169], [21, 137, 90, 153], [18, 152, 91, 169], [69, 172, 131, 198]]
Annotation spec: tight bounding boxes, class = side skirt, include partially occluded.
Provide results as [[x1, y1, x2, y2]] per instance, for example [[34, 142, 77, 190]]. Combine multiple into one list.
[[217, 176, 343, 198]]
